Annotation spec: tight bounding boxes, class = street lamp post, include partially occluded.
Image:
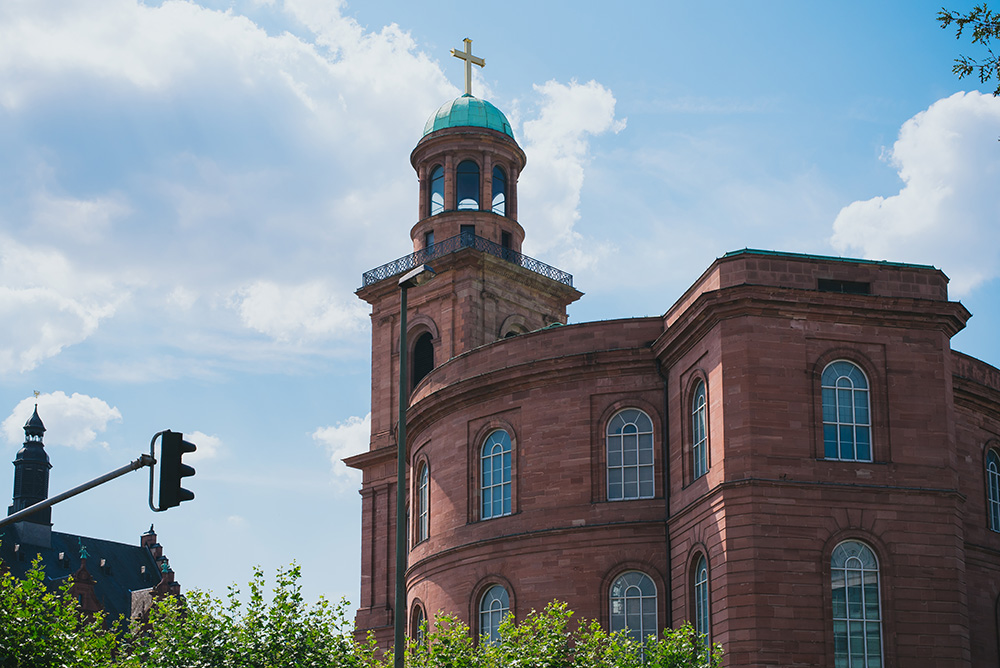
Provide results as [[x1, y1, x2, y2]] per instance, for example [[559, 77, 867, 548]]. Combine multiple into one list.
[[395, 264, 435, 668]]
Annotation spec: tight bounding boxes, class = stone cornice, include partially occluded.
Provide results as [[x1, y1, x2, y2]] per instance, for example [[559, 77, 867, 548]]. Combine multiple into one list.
[[653, 284, 971, 367]]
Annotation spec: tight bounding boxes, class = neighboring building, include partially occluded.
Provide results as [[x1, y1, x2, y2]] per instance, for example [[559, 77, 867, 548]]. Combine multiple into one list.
[[347, 71, 1000, 666], [0, 406, 180, 621]]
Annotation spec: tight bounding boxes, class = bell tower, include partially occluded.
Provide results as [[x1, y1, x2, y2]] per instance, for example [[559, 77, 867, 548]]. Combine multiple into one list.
[[8, 404, 53, 546], [348, 40, 582, 643]]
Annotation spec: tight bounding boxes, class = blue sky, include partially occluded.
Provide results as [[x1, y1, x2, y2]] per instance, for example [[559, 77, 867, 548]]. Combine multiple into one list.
[[1, 0, 998, 609]]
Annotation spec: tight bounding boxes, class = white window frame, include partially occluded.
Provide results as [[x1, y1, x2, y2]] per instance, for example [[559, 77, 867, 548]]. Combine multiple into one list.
[[831, 540, 883, 667], [479, 585, 509, 644], [606, 409, 655, 501], [609, 571, 658, 644], [691, 381, 708, 479], [481, 430, 511, 520], [822, 361, 873, 462]]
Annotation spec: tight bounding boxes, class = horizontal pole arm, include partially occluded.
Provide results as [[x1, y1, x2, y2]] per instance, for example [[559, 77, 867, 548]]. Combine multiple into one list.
[[0, 454, 154, 530]]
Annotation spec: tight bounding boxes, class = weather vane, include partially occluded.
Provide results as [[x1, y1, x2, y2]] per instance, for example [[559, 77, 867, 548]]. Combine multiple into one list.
[[451, 38, 484, 97], [33, 390, 40, 399]]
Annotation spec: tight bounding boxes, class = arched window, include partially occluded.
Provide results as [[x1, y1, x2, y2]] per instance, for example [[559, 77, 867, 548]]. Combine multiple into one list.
[[456, 160, 480, 210], [822, 361, 872, 461], [429, 165, 444, 216], [416, 462, 429, 543], [479, 585, 509, 644], [831, 541, 882, 666], [492, 165, 506, 216], [693, 554, 710, 651], [411, 604, 426, 642], [606, 409, 654, 501], [609, 571, 657, 644], [691, 381, 708, 480], [412, 332, 434, 388], [988, 449, 1000, 532], [481, 430, 511, 519]]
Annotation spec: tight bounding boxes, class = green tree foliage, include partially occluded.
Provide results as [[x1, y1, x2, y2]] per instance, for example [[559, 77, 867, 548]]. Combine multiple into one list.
[[119, 563, 358, 668], [401, 602, 723, 668], [0, 557, 117, 668], [939, 4, 1000, 95], [1, 557, 721, 668]]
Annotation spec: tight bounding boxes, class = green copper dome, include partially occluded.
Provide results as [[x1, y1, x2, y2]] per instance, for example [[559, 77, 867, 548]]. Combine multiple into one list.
[[422, 95, 515, 139]]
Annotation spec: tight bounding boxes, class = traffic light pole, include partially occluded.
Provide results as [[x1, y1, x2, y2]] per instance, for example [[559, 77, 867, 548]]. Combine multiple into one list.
[[0, 454, 155, 530]]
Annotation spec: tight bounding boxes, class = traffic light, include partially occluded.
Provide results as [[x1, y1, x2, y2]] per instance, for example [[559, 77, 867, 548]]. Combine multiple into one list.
[[158, 430, 196, 509]]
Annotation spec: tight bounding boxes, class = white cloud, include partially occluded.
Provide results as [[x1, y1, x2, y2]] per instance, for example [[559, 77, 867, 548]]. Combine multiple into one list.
[[519, 80, 626, 269], [231, 280, 370, 342], [2, 391, 122, 449], [0, 237, 125, 372], [312, 412, 368, 488], [831, 91, 1000, 296], [185, 430, 222, 462], [31, 193, 131, 241]]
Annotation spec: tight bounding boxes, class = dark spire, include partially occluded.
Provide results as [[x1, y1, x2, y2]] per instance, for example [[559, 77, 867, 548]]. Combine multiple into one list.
[[8, 403, 52, 525]]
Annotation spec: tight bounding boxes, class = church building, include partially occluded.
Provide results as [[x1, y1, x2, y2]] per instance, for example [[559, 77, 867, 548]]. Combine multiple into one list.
[[346, 41, 1000, 667], [1, 405, 181, 621]]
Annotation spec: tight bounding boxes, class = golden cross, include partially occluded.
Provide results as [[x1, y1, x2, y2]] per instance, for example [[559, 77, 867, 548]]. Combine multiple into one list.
[[451, 38, 484, 97]]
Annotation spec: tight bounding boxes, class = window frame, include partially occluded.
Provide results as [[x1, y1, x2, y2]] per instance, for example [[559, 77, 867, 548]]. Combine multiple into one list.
[[988, 448, 1000, 533], [821, 360, 873, 462], [416, 461, 429, 544], [410, 601, 427, 642], [830, 540, 883, 667], [456, 160, 480, 211], [606, 408, 655, 501], [691, 380, 708, 480], [693, 553, 710, 650], [491, 165, 507, 216], [480, 429, 512, 520], [609, 570, 658, 644], [428, 165, 445, 216], [478, 584, 510, 645]]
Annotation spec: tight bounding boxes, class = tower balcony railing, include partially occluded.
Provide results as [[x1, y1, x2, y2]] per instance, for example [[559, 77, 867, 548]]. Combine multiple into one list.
[[361, 231, 574, 288]]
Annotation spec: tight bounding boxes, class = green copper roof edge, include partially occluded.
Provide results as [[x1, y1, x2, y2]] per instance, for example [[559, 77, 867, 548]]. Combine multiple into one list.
[[722, 248, 939, 271], [422, 96, 515, 139]]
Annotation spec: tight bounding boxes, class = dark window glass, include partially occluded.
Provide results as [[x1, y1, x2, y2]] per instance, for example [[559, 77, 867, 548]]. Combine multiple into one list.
[[831, 541, 882, 666], [424, 231, 435, 249], [429, 166, 444, 216], [412, 332, 434, 388], [988, 449, 1000, 532], [492, 166, 506, 215], [457, 161, 480, 210], [821, 361, 871, 462]]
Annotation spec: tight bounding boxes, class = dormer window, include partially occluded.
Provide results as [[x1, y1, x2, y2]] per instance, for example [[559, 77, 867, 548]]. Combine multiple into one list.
[[456, 160, 480, 210], [429, 165, 444, 216], [492, 166, 506, 215]]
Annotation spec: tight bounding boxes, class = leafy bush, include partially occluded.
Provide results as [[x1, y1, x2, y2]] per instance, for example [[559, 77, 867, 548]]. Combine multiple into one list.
[[1, 558, 721, 668]]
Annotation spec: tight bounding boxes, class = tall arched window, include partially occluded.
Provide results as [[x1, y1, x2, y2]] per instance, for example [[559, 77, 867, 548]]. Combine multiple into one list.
[[481, 430, 511, 520], [411, 604, 426, 642], [479, 585, 509, 644], [607, 409, 654, 501], [429, 165, 444, 216], [412, 332, 434, 388], [822, 361, 872, 461], [609, 571, 657, 644], [693, 554, 710, 651], [691, 381, 708, 480], [491, 165, 506, 216], [456, 160, 480, 210], [988, 449, 1000, 532], [831, 541, 882, 666], [416, 462, 429, 543]]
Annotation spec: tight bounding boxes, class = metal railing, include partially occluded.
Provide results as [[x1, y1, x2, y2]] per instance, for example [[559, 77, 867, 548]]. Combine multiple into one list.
[[361, 231, 574, 287]]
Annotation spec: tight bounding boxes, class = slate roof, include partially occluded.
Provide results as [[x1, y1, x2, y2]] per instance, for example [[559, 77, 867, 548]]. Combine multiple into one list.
[[0, 524, 162, 620]]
